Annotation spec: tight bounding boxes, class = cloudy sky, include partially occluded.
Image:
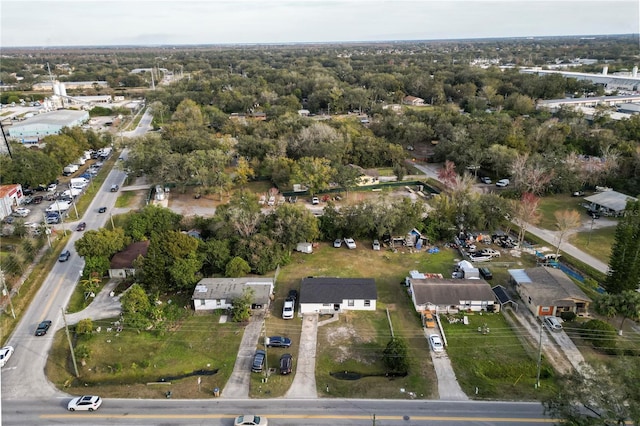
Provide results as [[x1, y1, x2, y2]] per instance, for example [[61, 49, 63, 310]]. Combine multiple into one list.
[[2, 0, 638, 47]]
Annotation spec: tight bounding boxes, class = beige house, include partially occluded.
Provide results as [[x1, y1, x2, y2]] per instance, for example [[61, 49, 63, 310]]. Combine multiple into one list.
[[402, 96, 425, 106], [191, 277, 274, 312], [509, 267, 591, 317], [408, 278, 499, 313]]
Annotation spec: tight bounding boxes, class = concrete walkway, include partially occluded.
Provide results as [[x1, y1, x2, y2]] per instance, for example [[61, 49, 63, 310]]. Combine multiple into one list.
[[428, 328, 469, 401]]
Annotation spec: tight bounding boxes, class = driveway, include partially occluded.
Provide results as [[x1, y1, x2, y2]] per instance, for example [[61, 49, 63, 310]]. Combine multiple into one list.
[[428, 327, 468, 401], [285, 314, 320, 398], [220, 311, 265, 399]]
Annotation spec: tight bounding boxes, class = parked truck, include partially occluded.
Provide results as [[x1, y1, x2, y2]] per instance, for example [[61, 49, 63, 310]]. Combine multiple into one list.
[[70, 177, 89, 189]]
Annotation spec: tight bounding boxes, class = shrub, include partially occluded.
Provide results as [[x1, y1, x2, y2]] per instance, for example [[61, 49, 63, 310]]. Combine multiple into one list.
[[559, 311, 576, 322], [581, 319, 618, 353]]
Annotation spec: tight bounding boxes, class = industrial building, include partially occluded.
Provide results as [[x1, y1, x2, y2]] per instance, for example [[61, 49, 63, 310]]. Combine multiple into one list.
[[7, 109, 89, 142], [520, 66, 640, 91]]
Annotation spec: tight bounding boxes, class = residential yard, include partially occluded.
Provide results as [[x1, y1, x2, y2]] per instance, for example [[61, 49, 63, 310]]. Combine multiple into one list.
[[46, 239, 558, 400], [569, 227, 615, 264], [46, 311, 244, 399], [537, 193, 586, 230], [442, 312, 558, 400]]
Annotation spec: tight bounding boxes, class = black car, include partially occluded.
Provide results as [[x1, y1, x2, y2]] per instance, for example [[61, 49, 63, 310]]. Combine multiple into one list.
[[251, 350, 266, 373], [266, 336, 292, 348], [98, 207, 107, 213], [35, 320, 52, 336], [287, 289, 298, 302], [587, 209, 600, 219], [279, 353, 293, 375], [479, 267, 493, 280], [58, 250, 71, 262], [76, 222, 86, 231]]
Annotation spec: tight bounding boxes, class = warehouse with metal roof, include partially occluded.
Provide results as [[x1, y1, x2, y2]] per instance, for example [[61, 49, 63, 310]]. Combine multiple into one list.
[[7, 109, 89, 141]]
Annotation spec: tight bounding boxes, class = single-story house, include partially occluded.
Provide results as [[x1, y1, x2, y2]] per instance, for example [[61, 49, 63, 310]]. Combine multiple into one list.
[[408, 278, 499, 313], [584, 190, 637, 216], [192, 277, 274, 312], [402, 95, 425, 106], [299, 277, 377, 314], [108, 241, 150, 279], [509, 267, 591, 317]]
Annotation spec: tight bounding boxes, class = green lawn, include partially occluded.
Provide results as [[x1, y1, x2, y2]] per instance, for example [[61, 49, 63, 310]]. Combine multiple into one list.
[[569, 227, 615, 264], [443, 312, 557, 400], [46, 312, 244, 399], [537, 194, 585, 230], [114, 191, 139, 208]]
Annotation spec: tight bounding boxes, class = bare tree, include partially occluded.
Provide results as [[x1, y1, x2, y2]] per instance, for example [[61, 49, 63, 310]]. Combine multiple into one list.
[[554, 209, 582, 259], [512, 192, 540, 248]]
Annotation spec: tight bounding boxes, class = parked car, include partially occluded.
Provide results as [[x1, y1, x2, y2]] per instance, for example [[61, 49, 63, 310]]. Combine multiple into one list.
[[234, 414, 268, 426], [13, 207, 30, 217], [279, 353, 293, 375], [543, 316, 563, 332], [495, 179, 510, 188], [480, 176, 492, 184], [98, 206, 107, 213], [312, 196, 320, 205], [265, 336, 292, 348], [0, 345, 14, 367], [282, 299, 294, 319], [479, 248, 501, 258], [587, 209, 600, 219], [47, 183, 57, 192], [59, 250, 71, 262], [429, 334, 444, 352], [479, 267, 493, 280], [76, 222, 86, 231], [35, 320, 52, 336], [469, 253, 492, 262], [288, 196, 298, 203], [67, 395, 102, 411], [344, 238, 356, 249], [572, 190, 585, 197], [251, 350, 266, 373], [287, 289, 298, 301], [333, 239, 342, 248], [33, 195, 44, 204], [372, 239, 381, 251]]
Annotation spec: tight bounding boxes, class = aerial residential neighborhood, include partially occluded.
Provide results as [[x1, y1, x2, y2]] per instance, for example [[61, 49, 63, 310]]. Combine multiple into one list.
[[1, 6, 640, 424]]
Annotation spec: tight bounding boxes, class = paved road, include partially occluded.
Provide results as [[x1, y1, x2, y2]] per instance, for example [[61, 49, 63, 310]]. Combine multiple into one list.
[[3, 398, 551, 425]]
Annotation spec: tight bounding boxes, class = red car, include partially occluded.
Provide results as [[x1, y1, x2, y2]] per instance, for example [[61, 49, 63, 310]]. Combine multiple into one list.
[[76, 222, 86, 231]]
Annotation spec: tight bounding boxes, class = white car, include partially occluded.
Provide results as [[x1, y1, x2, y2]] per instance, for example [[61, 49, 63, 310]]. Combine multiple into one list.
[[282, 299, 294, 319], [480, 248, 501, 258], [67, 395, 102, 411], [344, 238, 356, 249], [495, 179, 510, 188], [235, 414, 268, 426], [372, 239, 381, 251], [429, 334, 444, 352], [0, 346, 14, 367], [312, 197, 320, 205], [13, 207, 30, 217]]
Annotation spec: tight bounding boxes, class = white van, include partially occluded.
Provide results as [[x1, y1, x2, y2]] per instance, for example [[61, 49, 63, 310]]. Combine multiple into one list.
[[543, 316, 563, 332]]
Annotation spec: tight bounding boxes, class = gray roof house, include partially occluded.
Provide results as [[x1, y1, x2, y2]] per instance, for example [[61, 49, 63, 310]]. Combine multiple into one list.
[[192, 277, 274, 312], [409, 278, 499, 313], [299, 277, 377, 314], [584, 190, 637, 216], [509, 267, 591, 317]]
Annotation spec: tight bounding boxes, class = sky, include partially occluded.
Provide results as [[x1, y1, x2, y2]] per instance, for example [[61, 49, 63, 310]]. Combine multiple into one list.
[[1, 0, 639, 47]]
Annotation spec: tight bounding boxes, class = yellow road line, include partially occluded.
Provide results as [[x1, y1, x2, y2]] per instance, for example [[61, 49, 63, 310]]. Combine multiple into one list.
[[41, 413, 557, 422]]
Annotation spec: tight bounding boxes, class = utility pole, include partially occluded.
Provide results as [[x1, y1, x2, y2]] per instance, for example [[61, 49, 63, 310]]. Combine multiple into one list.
[[62, 307, 80, 377], [535, 322, 543, 389], [0, 269, 15, 319]]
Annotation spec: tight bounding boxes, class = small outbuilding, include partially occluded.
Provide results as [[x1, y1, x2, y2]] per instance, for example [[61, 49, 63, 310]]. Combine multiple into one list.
[[296, 242, 313, 254]]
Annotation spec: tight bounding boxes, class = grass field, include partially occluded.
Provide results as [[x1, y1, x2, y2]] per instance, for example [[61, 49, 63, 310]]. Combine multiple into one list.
[[537, 194, 585, 230], [443, 312, 557, 400], [569, 228, 614, 264], [46, 311, 244, 399]]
